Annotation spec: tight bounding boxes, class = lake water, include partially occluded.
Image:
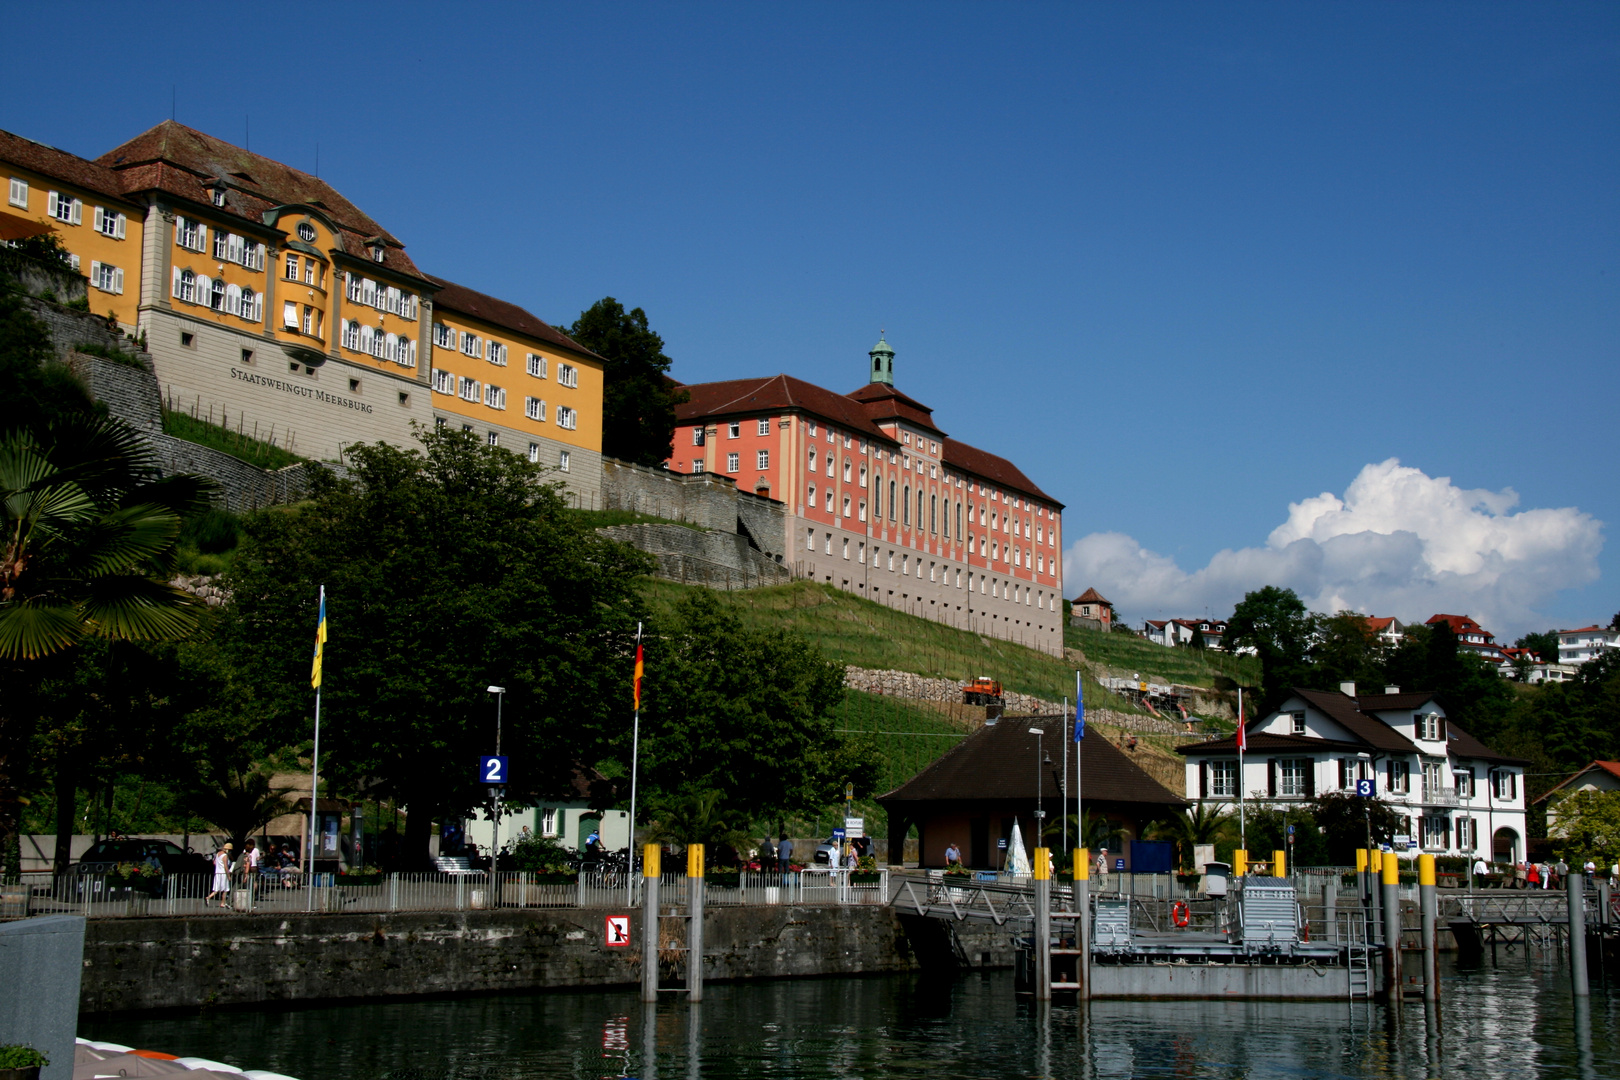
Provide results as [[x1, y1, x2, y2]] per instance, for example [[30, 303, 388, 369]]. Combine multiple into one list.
[[84, 954, 1617, 1079]]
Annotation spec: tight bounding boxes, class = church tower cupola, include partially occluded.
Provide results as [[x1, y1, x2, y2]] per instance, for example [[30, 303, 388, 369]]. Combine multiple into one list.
[[868, 334, 895, 386]]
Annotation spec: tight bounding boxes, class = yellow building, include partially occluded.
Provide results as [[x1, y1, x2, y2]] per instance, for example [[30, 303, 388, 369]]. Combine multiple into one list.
[[1, 129, 145, 326], [0, 120, 601, 501], [424, 276, 603, 479]]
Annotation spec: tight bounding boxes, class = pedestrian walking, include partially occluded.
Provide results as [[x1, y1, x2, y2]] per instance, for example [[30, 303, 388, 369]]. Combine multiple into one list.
[[241, 839, 261, 893], [208, 844, 233, 908]]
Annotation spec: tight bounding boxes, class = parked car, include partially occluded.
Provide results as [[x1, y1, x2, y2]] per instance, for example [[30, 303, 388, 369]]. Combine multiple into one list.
[[74, 838, 212, 878]]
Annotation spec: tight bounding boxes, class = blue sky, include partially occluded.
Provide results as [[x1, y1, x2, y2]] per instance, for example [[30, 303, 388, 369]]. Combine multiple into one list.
[[6, 3, 1615, 639]]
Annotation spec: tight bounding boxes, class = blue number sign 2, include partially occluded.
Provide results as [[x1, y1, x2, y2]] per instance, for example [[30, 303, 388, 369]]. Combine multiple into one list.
[[481, 756, 508, 784]]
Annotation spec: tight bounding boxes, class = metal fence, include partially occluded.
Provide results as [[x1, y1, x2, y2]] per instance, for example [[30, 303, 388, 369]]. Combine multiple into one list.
[[1, 868, 891, 921]]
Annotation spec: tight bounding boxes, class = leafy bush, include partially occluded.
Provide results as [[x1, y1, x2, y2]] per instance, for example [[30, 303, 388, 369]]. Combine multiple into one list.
[[0, 1044, 48, 1068], [511, 833, 575, 874]]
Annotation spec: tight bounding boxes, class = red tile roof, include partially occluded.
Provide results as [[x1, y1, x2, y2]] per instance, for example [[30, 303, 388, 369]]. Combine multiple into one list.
[[92, 121, 425, 278], [0, 128, 131, 202], [1363, 616, 1399, 632], [1426, 613, 1492, 639], [1074, 587, 1111, 606], [673, 374, 1060, 506], [1533, 761, 1620, 804], [846, 382, 945, 435], [424, 275, 591, 357], [1559, 626, 1612, 635]]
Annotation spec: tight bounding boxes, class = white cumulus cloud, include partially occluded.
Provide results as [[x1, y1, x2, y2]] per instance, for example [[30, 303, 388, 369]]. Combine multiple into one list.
[[1063, 459, 1602, 639]]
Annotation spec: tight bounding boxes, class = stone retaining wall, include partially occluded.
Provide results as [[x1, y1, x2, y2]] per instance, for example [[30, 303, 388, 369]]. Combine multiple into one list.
[[597, 524, 790, 590], [79, 905, 1013, 1014], [841, 665, 1194, 735]]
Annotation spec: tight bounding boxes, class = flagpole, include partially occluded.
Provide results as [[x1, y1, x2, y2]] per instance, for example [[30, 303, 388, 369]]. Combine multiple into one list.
[[1061, 696, 1069, 856], [627, 622, 642, 909], [1237, 686, 1246, 857], [306, 584, 325, 913]]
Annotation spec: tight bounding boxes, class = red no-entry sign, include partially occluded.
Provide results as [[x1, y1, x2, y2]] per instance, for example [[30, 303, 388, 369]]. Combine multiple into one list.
[[605, 914, 630, 947]]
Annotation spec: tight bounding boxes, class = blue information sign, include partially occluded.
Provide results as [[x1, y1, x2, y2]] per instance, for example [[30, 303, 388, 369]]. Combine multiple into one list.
[[1115, 858, 1126, 872], [997, 838, 1008, 850], [1356, 779, 1375, 797], [832, 827, 845, 841], [1287, 824, 1295, 835], [479, 755, 508, 784]]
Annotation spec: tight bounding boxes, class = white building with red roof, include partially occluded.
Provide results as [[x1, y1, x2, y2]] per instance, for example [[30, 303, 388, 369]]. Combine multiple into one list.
[[1557, 625, 1619, 666], [664, 337, 1065, 654]]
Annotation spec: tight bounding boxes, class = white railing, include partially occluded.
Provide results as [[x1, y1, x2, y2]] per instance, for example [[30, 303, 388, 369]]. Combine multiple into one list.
[[1, 868, 892, 920]]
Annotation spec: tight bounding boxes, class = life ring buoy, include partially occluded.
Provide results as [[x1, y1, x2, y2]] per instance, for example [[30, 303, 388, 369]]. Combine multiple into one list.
[[1171, 901, 1191, 928]]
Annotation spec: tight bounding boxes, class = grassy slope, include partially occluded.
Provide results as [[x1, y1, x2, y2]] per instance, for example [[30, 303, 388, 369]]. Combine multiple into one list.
[[1065, 622, 1260, 689], [634, 579, 1252, 837], [162, 408, 307, 470]]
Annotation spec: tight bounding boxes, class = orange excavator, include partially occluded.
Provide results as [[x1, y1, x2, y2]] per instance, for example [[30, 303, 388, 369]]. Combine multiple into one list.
[[961, 676, 1004, 707]]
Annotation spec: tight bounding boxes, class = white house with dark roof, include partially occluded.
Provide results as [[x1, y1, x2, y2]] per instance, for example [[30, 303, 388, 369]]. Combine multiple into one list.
[[1177, 683, 1528, 864]]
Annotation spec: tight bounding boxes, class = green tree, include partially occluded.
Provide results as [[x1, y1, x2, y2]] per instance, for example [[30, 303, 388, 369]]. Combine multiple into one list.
[[564, 298, 689, 466], [642, 789, 752, 858], [1311, 790, 1405, 865], [1549, 790, 1620, 868], [1307, 611, 1387, 692], [218, 426, 652, 867], [0, 417, 209, 878], [1244, 803, 1329, 867], [0, 291, 97, 436], [1145, 804, 1235, 871], [638, 589, 878, 830], [1224, 586, 1313, 711], [1514, 630, 1559, 664]]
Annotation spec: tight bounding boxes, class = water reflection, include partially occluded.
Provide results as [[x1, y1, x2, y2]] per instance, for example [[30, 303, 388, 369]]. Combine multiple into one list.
[[83, 956, 1616, 1079]]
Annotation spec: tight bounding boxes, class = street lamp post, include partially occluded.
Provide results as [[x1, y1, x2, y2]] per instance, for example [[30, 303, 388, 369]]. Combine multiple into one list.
[[1029, 727, 1046, 849], [487, 685, 505, 904]]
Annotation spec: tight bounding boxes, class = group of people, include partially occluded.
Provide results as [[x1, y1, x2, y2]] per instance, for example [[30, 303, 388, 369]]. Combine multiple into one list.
[[754, 836, 795, 871], [1484, 857, 1607, 890], [204, 839, 301, 907]]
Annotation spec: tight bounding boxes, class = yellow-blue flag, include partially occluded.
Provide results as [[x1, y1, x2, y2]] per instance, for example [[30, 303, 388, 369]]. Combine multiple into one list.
[[311, 588, 327, 689]]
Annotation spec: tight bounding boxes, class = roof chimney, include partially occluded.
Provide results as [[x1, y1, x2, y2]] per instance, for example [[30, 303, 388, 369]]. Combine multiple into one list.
[[1385, 685, 1400, 695], [1339, 681, 1356, 696]]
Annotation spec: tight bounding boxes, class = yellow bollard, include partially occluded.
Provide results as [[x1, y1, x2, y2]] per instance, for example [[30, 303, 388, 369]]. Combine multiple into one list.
[[1233, 850, 1248, 877], [1418, 854, 1435, 887], [1370, 848, 1382, 875], [687, 843, 704, 877], [1382, 850, 1399, 886], [1034, 848, 1051, 880], [644, 843, 661, 879], [1356, 848, 1369, 873], [1273, 849, 1287, 878], [1073, 848, 1089, 880]]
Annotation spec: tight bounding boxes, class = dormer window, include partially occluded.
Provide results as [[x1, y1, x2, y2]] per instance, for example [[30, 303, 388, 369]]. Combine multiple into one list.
[[211, 187, 227, 207], [1417, 712, 1444, 741], [371, 245, 386, 263]]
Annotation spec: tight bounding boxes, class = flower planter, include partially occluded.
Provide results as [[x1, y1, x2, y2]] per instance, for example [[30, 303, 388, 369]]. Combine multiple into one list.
[[850, 872, 882, 885], [704, 874, 740, 889], [529, 873, 577, 885], [0, 1066, 43, 1080]]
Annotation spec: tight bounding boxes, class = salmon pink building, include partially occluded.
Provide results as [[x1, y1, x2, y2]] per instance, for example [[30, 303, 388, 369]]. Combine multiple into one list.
[[666, 338, 1065, 655]]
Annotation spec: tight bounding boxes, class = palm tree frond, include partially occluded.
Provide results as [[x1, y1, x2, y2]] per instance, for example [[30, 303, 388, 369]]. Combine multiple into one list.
[[79, 576, 203, 642], [0, 599, 85, 659]]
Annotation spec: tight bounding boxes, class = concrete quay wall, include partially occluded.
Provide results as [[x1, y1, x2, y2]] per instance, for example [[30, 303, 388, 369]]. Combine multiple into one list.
[[79, 905, 1014, 1015]]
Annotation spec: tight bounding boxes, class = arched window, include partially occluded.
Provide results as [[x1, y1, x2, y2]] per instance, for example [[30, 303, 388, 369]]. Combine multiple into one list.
[[903, 485, 911, 526], [942, 499, 950, 539], [175, 269, 195, 303], [888, 480, 897, 520], [930, 494, 937, 534], [209, 276, 225, 310], [224, 283, 242, 316], [873, 480, 882, 520], [359, 324, 375, 354], [917, 489, 925, 529], [240, 287, 259, 323]]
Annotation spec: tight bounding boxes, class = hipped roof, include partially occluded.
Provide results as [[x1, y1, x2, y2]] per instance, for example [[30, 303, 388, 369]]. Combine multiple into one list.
[[674, 373, 1059, 505], [878, 716, 1184, 807], [425, 275, 593, 357]]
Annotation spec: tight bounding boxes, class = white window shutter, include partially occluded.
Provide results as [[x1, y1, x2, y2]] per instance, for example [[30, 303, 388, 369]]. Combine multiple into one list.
[[113, 267, 124, 294], [115, 213, 126, 239], [94, 206, 105, 231], [197, 223, 207, 249], [71, 199, 82, 225], [48, 191, 59, 217], [172, 266, 183, 298], [90, 260, 102, 281]]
